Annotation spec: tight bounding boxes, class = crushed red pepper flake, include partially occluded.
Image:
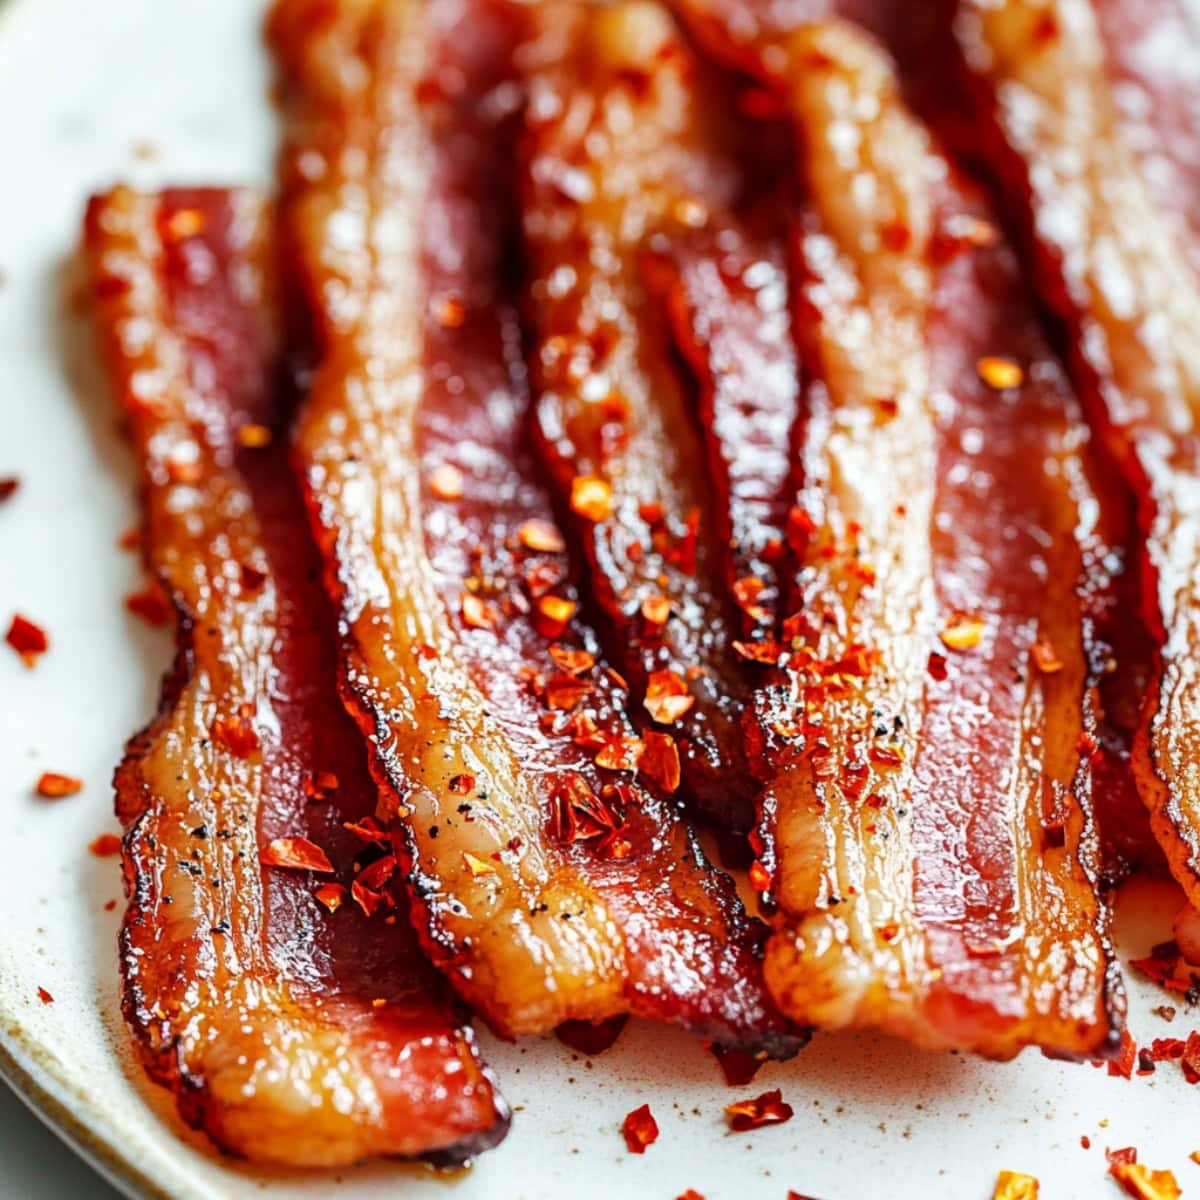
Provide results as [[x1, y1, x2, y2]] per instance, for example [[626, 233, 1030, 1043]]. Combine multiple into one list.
[[638, 501, 665, 525], [463, 851, 498, 879], [544, 674, 595, 711], [352, 878, 391, 918], [125, 579, 172, 626], [449, 773, 476, 796], [1030, 639, 1064, 674], [0, 477, 19, 503], [595, 736, 644, 772], [977, 355, 1024, 390], [1108, 1148, 1139, 1169], [940, 613, 987, 651], [429, 463, 464, 500], [1107, 1028, 1137, 1079], [314, 883, 347, 913], [89, 833, 122, 857], [621, 1103, 659, 1154], [35, 772, 82, 799], [640, 593, 671, 628], [547, 773, 623, 845], [6, 614, 48, 667], [1110, 1162, 1182, 1200], [570, 475, 613, 522], [748, 860, 771, 893], [676, 1192, 705, 1200], [644, 668, 694, 724], [357, 855, 396, 892], [211, 702, 259, 758], [549, 644, 594, 675], [725, 1088, 794, 1132], [36, 987, 54, 1005], [1082, 1136, 1092, 1150], [518, 518, 566, 553], [461, 592, 495, 630], [535, 594, 577, 637], [733, 639, 782, 665], [732, 575, 769, 622], [259, 836, 334, 874], [639, 730, 681, 794], [992, 1172, 1039, 1200], [342, 816, 388, 845]]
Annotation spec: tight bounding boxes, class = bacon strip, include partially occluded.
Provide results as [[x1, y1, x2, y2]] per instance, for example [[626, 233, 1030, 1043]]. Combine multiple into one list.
[[84, 187, 508, 1165], [954, 0, 1200, 906], [672, 9, 1122, 1057], [518, 2, 763, 833], [270, 0, 798, 1054]]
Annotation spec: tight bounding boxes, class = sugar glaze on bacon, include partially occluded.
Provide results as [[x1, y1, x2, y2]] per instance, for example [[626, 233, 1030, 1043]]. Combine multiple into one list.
[[86, 186, 508, 1165]]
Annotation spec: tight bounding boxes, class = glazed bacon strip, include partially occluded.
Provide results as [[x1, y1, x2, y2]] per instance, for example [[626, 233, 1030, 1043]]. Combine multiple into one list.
[[519, 1, 762, 833], [271, 0, 797, 1053], [674, 9, 1122, 1057], [954, 0, 1200, 906], [84, 187, 507, 1165]]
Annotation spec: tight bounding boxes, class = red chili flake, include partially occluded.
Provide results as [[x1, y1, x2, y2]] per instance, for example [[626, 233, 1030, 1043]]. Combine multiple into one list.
[[36, 986, 54, 1005], [1149, 1038, 1186, 1060], [1110, 1161, 1181, 1200], [673, 507, 701, 576], [549, 644, 595, 675], [314, 883, 346, 913], [352, 878, 391, 917], [621, 1103, 659, 1154], [940, 613, 987, 651], [595, 736, 643, 772], [710, 1044, 766, 1086], [544, 674, 596, 711], [89, 833, 122, 857], [35, 772, 82, 798], [1183, 1030, 1200, 1083], [357, 854, 396, 892], [732, 575, 769, 622], [555, 1014, 628, 1055], [237, 422, 272, 449], [211, 702, 259, 758], [1030, 639, 1064, 674], [525, 561, 564, 597], [749, 860, 771, 893], [733, 639, 782, 665], [992, 1173, 1040, 1200], [639, 500, 665, 525], [304, 770, 339, 802], [725, 1088, 794, 1132], [1081, 1136, 1092, 1150], [1108, 1028, 1137, 1079], [785, 505, 817, 554], [518, 518, 566, 553], [567, 712, 607, 752], [6, 614, 48, 667], [644, 668, 694, 725], [1153, 1005, 1177, 1022], [977, 355, 1024, 390], [260, 836, 334, 874], [547, 773, 621, 844], [449, 773, 476, 795], [570, 475, 613, 522], [640, 593, 671, 629], [429, 464, 464, 500], [104, 900, 116, 911], [461, 592, 495, 630], [463, 851, 498, 878], [639, 730, 681, 794], [1077, 730, 1100, 759], [676, 1193, 705, 1200], [0, 477, 19, 503], [535, 594, 577, 637], [125, 579, 172, 626], [1108, 1148, 1139, 1168], [343, 816, 388, 845]]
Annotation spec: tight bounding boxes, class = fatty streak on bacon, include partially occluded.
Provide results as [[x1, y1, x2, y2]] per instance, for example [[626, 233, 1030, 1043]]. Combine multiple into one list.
[[955, 0, 1200, 907], [642, 221, 800, 650], [519, 1, 762, 833], [85, 187, 508, 1165], [673, 11, 1122, 1057], [271, 0, 798, 1053]]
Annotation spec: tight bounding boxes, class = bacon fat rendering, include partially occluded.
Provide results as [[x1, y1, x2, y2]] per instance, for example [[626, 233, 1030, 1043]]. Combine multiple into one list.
[[955, 0, 1200, 907], [671, 4, 1123, 1057], [271, 0, 799, 1054], [85, 187, 509, 1165]]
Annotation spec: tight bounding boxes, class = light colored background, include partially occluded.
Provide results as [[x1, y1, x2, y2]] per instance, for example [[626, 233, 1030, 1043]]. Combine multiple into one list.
[[3, 1, 1200, 1198]]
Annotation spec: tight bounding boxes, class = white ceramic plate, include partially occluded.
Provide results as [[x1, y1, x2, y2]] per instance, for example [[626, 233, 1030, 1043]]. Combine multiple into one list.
[[2, 2, 1199, 1197]]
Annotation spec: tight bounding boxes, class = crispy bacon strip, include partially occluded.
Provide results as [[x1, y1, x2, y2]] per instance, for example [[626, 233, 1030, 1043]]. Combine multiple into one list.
[[84, 187, 508, 1164], [518, 2, 763, 833], [954, 0, 1200, 906], [642, 221, 799, 647], [673, 10, 1122, 1056], [270, 0, 798, 1053]]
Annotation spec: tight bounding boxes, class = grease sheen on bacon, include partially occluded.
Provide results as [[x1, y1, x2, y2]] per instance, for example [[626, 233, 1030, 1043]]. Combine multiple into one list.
[[85, 186, 508, 1165], [955, 0, 1200, 908], [672, 8, 1122, 1057], [519, 1, 763, 833], [271, 0, 798, 1054]]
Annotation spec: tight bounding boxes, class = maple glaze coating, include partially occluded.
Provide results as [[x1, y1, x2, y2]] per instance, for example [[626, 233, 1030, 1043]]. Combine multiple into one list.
[[518, 2, 763, 833], [85, 187, 508, 1165], [644, 221, 799, 644], [956, 0, 1200, 907], [271, 0, 798, 1053], [672, 9, 1122, 1057]]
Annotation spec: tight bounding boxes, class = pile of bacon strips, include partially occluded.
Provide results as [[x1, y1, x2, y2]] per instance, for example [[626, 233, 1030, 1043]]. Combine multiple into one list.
[[75, 0, 1200, 1174]]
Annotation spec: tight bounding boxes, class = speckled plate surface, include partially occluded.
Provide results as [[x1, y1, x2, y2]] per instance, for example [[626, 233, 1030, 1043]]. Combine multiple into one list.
[[2, 2, 1199, 1197]]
